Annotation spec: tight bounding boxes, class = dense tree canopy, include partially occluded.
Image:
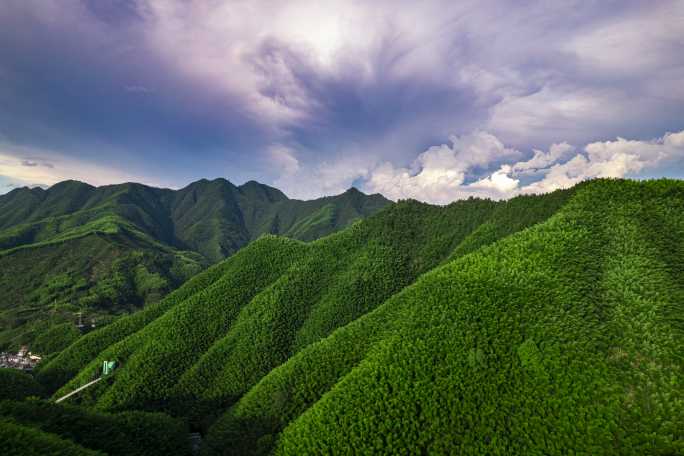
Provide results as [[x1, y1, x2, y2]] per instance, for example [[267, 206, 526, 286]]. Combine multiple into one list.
[[0, 369, 43, 401], [0, 179, 387, 351], [4, 178, 682, 455]]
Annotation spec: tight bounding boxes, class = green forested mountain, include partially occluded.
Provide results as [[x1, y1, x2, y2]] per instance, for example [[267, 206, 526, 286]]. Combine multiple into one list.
[[0, 179, 389, 350], [28, 178, 682, 455]]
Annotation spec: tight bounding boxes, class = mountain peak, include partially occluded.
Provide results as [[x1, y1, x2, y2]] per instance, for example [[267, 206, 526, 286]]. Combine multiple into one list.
[[180, 177, 236, 191], [238, 180, 288, 202], [2, 185, 44, 196], [48, 179, 92, 189]]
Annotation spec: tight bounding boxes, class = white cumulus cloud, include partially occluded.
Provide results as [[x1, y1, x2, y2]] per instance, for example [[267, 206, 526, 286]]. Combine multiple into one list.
[[273, 153, 374, 200], [521, 130, 684, 194], [511, 143, 575, 175], [357, 129, 684, 204], [364, 131, 521, 203]]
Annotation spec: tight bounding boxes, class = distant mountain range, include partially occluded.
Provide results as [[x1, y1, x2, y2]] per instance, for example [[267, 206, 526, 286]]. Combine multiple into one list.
[[0, 179, 390, 350]]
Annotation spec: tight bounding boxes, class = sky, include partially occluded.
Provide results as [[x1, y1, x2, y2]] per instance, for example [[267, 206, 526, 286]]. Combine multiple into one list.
[[1, 0, 683, 203]]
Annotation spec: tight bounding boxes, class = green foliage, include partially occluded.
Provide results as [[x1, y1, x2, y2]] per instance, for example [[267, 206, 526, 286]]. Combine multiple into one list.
[[270, 179, 683, 455], [54, 197, 505, 418], [55, 185, 574, 446], [0, 399, 189, 456], [113, 411, 190, 455], [0, 369, 43, 401], [8, 178, 684, 455], [53, 236, 308, 409], [201, 191, 575, 454], [194, 179, 682, 455], [35, 252, 249, 393], [0, 233, 203, 352], [445, 186, 575, 261], [517, 339, 548, 380], [32, 323, 81, 355], [0, 179, 388, 351], [0, 419, 102, 456], [284, 203, 338, 240], [201, 298, 405, 455]]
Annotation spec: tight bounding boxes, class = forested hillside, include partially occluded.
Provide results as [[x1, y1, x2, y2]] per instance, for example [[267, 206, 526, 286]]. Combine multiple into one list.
[[0, 179, 388, 351], [6, 178, 682, 455], [0, 399, 189, 456]]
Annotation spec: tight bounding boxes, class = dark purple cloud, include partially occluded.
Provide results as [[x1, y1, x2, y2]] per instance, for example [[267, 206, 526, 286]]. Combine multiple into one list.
[[0, 0, 682, 198]]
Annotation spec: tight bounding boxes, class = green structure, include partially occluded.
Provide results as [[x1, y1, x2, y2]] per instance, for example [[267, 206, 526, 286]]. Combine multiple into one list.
[[102, 361, 116, 376]]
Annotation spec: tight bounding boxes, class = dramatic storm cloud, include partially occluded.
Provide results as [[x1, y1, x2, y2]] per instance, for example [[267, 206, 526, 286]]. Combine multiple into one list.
[[1, 0, 683, 200]]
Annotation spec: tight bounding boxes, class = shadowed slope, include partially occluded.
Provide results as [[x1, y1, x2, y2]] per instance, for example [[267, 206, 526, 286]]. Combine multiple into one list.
[[0, 400, 189, 456]]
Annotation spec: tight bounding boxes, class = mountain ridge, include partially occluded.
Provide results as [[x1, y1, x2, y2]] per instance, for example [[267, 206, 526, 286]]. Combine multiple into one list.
[[0, 178, 390, 351], [40, 178, 682, 455], [1, 178, 681, 455]]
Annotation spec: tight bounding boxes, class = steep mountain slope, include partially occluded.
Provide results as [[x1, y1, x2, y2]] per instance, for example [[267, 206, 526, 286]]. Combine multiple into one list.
[[222, 179, 684, 455], [0, 179, 389, 351], [0, 368, 43, 401], [1, 420, 101, 456], [50, 198, 501, 410], [0, 229, 204, 351], [47, 179, 683, 455], [0, 400, 189, 456], [49, 188, 567, 407]]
